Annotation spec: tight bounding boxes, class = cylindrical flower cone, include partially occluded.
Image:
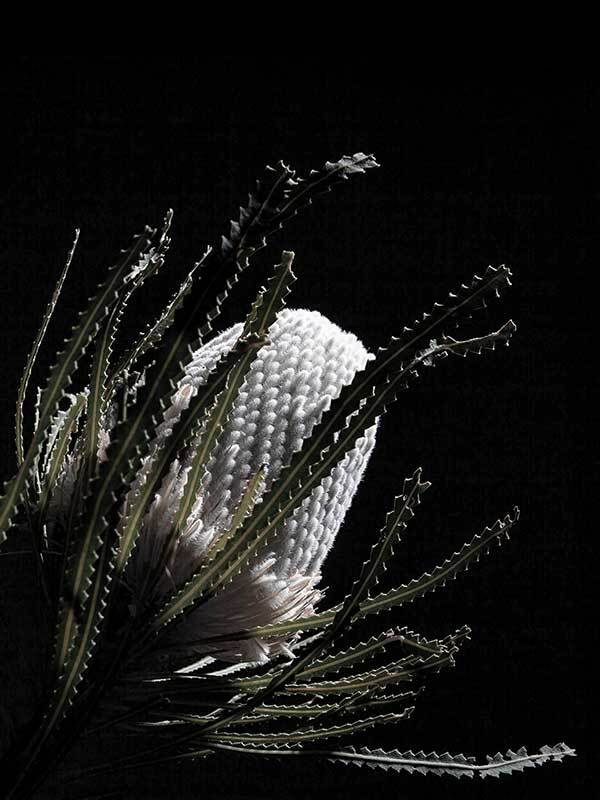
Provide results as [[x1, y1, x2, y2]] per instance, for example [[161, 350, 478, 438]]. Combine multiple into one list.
[[132, 308, 377, 663]]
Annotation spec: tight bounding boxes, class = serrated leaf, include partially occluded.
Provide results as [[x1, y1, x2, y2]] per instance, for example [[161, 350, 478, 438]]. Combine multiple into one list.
[[51, 335, 262, 685], [356, 508, 520, 618], [279, 651, 456, 695], [206, 710, 410, 746], [37, 393, 86, 517], [332, 468, 430, 633], [291, 630, 425, 681], [0, 224, 155, 544], [241, 250, 296, 338], [220, 153, 378, 269], [52, 215, 173, 676], [202, 740, 574, 779], [326, 741, 576, 778], [15, 229, 80, 467], [107, 255, 202, 395]]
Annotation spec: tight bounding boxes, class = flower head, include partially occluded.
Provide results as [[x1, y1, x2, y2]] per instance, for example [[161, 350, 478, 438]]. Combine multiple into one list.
[[132, 308, 377, 663]]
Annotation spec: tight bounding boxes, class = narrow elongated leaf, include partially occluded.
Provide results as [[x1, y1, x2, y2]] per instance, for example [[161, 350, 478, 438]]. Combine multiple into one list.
[[156, 692, 417, 724], [206, 710, 411, 746], [38, 393, 86, 517], [153, 465, 265, 614], [0, 154, 375, 546], [52, 216, 172, 675], [135, 262, 509, 589], [17, 526, 113, 776], [289, 630, 426, 681], [54, 156, 376, 629], [15, 229, 80, 466], [46, 337, 267, 761], [187, 630, 418, 693], [356, 508, 519, 618], [229, 649, 456, 696], [90, 211, 172, 463], [326, 742, 576, 778], [241, 250, 299, 337], [108, 260, 200, 392], [0, 225, 155, 543], [220, 154, 379, 270], [128, 255, 295, 616], [139, 628, 465, 698], [205, 741, 575, 779], [174, 277, 514, 622], [332, 468, 430, 634], [37, 226, 156, 431]]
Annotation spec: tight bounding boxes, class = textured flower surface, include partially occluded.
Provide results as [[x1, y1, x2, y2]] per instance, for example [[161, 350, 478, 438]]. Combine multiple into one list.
[[132, 308, 378, 663]]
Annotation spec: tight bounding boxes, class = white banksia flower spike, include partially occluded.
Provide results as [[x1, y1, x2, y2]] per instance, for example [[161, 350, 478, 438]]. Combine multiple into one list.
[[132, 308, 378, 662]]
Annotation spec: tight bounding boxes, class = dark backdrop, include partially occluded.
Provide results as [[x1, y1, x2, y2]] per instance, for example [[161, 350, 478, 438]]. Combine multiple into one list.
[[0, 60, 592, 798]]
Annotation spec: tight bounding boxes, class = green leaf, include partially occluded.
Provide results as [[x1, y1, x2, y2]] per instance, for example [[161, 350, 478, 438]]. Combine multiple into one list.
[[90, 211, 172, 465], [229, 649, 457, 696], [332, 468, 430, 634], [51, 215, 173, 676], [289, 629, 427, 681], [241, 250, 296, 338], [355, 508, 520, 618], [52, 155, 375, 619], [206, 742, 575, 778], [0, 224, 155, 544], [151, 467, 266, 630], [326, 742, 576, 778], [37, 393, 86, 517], [220, 154, 379, 271], [108, 262, 199, 393], [36, 226, 156, 437], [41, 338, 263, 737], [20, 527, 113, 774], [51, 336, 260, 684], [146, 691, 418, 729], [207, 272, 513, 615], [206, 710, 410, 746], [231, 629, 440, 691], [15, 229, 80, 467]]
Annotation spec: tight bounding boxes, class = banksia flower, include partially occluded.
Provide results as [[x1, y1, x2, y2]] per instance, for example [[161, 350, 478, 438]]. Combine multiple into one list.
[[132, 307, 378, 664], [0, 154, 574, 799]]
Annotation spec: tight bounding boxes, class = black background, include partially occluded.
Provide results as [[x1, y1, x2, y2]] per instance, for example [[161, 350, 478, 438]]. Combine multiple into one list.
[[0, 59, 592, 798]]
